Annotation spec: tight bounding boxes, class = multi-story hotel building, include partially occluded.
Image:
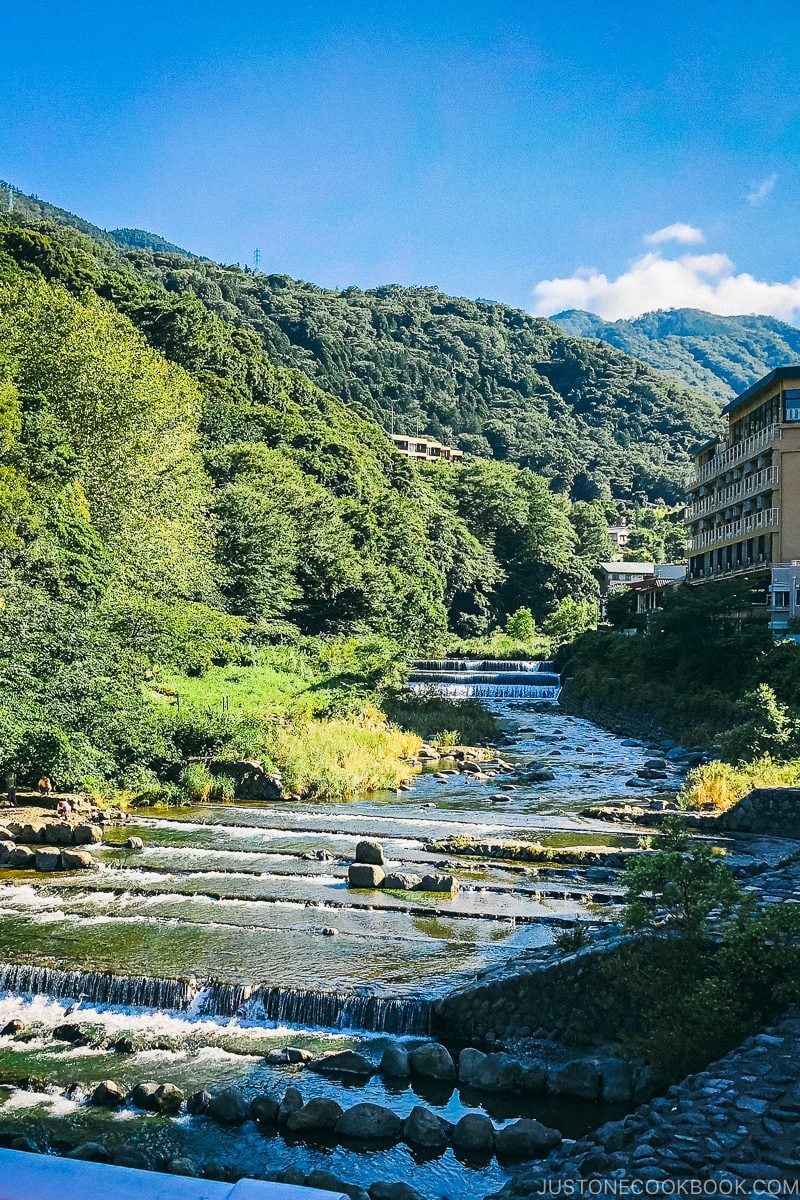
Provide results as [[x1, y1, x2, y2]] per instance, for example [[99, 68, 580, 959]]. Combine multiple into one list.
[[686, 366, 800, 634]]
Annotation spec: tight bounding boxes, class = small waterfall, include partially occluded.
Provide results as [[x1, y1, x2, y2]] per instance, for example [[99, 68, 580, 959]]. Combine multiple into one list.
[[408, 658, 561, 701], [243, 986, 431, 1035], [0, 963, 196, 1010], [0, 964, 430, 1034]]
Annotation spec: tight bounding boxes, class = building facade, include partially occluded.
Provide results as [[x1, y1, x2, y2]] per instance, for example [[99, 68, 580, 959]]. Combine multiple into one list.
[[686, 366, 800, 637], [687, 367, 800, 582], [390, 434, 463, 463]]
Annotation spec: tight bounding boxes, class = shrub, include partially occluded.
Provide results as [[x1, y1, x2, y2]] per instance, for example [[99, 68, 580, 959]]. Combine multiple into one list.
[[181, 762, 214, 802], [679, 755, 800, 811], [212, 773, 236, 802], [383, 690, 499, 745]]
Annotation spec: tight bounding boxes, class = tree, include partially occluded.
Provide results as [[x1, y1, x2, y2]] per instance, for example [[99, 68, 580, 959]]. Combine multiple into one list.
[[505, 606, 536, 643], [720, 683, 800, 764]]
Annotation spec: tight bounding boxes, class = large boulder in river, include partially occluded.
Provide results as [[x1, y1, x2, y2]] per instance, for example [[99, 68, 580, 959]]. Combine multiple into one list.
[[286, 1096, 343, 1132], [335, 1102, 403, 1141], [128, 1081, 160, 1110], [402, 1105, 449, 1150], [383, 872, 422, 891], [380, 1043, 411, 1077], [310, 1049, 375, 1076], [45, 823, 74, 846], [9, 846, 35, 868], [125, 836, 144, 850], [348, 863, 385, 888], [130, 1080, 183, 1114], [469, 1052, 523, 1093], [206, 1087, 249, 1124], [278, 1086, 304, 1123], [0, 840, 15, 864], [546, 1058, 600, 1100], [0, 1019, 24, 1037], [210, 759, 282, 801], [355, 839, 384, 866], [186, 1090, 211, 1115], [21, 822, 46, 843], [409, 1042, 456, 1081], [370, 1185, 426, 1200], [61, 849, 94, 870], [73, 824, 102, 845], [415, 874, 458, 894], [69, 1142, 109, 1162], [452, 1112, 495, 1153], [494, 1118, 561, 1160], [35, 849, 61, 872], [91, 1079, 126, 1108], [250, 1094, 280, 1124]]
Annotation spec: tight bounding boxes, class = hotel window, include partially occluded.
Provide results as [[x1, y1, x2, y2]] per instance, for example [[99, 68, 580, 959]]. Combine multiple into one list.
[[785, 390, 800, 423], [773, 591, 791, 608]]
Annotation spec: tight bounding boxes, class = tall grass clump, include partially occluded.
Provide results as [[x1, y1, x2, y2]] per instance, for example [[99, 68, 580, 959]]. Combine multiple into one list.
[[181, 762, 215, 802], [269, 717, 421, 801], [384, 690, 499, 746], [679, 755, 800, 811]]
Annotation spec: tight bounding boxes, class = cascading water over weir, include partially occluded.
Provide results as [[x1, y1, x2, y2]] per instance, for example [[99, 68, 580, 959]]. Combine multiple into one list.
[[408, 658, 561, 699], [0, 964, 431, 1035]]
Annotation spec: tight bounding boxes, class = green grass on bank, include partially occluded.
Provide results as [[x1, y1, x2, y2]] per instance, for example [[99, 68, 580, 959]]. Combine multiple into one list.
[[679, 755, 800, 811]]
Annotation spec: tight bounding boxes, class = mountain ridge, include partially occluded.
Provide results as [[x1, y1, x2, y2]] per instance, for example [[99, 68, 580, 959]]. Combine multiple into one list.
[[552, 307, 800, 404]]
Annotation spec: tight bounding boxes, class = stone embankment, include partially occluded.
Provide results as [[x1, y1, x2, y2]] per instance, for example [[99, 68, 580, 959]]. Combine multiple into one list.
[[492, 1008, 800, 1195]]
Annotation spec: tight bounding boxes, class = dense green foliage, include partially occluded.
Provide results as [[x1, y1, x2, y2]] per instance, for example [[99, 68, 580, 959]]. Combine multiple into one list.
[[558, 578, 800, 745], [554, 307, 800, 406], [110, 228, 199, 258]]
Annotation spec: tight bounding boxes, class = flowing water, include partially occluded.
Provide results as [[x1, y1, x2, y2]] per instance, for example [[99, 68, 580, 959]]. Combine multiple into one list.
[[0, 673, 685, 1197], [408, 659, 562, 699]]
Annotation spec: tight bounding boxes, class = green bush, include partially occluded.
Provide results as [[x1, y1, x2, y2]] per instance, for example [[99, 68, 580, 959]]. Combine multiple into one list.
[[212, 773, 236, 802], [180, 762, 214, 802]]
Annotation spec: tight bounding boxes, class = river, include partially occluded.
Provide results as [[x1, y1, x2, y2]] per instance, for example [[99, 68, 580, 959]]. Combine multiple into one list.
[[0, 677, 687, 1198]]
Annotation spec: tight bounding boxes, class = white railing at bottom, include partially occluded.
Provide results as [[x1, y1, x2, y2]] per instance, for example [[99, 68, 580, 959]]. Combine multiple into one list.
[[0, 1149, 348, 1200]]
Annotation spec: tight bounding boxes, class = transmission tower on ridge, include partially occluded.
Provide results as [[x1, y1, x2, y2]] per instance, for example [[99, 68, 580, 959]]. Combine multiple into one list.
[[6, 185, 13, 214], [253, 248, 261, 273]]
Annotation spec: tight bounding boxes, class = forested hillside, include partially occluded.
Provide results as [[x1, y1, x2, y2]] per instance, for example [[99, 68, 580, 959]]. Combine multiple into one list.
[[553, 308, 800, 406], [0, 205, 624, 790], [0, 184, 717, 504]]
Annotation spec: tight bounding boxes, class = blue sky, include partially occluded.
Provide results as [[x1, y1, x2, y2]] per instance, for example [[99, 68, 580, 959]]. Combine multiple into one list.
[[2, 0, 800, 319]]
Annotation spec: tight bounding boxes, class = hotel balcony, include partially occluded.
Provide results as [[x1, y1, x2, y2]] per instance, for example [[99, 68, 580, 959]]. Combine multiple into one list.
[[685, 465, 779, 521], [689, 507, 779, 552], [685, 424, 780, 489]]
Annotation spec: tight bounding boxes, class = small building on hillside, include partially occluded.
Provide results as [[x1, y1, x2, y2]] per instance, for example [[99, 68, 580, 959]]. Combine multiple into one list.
[[390, 434, 463, 463], [628, 564, 687, 614], [608, 517, 632, 556], [598, 561, 655, 596]]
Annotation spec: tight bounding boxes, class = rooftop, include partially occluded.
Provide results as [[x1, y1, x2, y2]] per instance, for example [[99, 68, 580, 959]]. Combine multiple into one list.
[[721, 365, 800, 417]]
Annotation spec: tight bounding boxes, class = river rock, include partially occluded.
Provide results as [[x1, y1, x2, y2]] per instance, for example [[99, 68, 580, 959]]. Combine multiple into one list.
[[348, 863, 385, 888], [21, 822, 45, 843], [0, 1019, 24, 1037], [468, 1051, 522, 1092], [9, 846, 35, 868], [278, 1086, 304, 1123], [310, 1049, 375, 1076], [45, 823, 74, 846], [125, 836, 144, 850], [35, 849, 61, 871], [547, 1058, 600, 1100], [409, 1042, 456, 1081], [60, 849, 94, 870], [69, 1142, 109, 1162], [355, 839, 384, 866], [186, 1089, 212, 1114], [265, 1045, 313, 1065], [211, 759, 282, 801], [207, 1087, 249, 1124], [458, 1047, 486, 1083], [250, 1094, 280, 1124], [128, 1080, 160, 1110], [415, 873, 459, 894], [168, 1158, 198, 1176], [0, 840, 14, 864], [334, 1102, 403, 1141], [153, 1082, 184, 1114], [287, 1096, 344, 1131], [91, 1079, 126, 1108], [73, 824, 102, 845], [370, 1184, 426, 1200], [380, 1043, 411, 1077], [494, 1117, 562, 1160], [52, 1022, 85, 1043], [383, 872, 422, 890], [452, 1111, 495, 1152], [527, 769, 556, 782], [597, 1057, 635, 1103], [112, 1148, 149, 1169], [308, 1171, 369, 1200], [402, 1104, 449, 1149]]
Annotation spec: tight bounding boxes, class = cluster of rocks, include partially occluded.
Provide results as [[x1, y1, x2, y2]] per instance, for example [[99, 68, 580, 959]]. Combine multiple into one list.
[[347, 840, 458, 894], [428, 836, 631, 870], [622, 739, 707, 791], [494, 1009, 800, 1195], [0, 820, 104, 872]]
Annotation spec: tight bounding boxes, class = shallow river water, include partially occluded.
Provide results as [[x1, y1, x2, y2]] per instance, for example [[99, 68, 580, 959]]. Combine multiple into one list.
[[0, 700, 683, 1197]]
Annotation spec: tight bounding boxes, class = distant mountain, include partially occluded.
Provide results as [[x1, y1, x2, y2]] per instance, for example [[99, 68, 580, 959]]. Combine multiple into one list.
[[552, 308, 800, 405], [110, 227, 198, 258]]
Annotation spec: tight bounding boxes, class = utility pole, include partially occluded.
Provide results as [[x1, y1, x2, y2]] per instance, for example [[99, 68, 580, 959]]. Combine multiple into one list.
[[7, 185, 13, 214]]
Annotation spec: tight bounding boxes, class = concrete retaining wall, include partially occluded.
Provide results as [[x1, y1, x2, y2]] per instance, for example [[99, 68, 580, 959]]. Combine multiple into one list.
[[719, 787, 800, 836]]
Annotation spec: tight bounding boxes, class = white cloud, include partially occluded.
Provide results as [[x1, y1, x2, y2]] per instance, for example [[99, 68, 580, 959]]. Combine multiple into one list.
[[533, 250, 800, 323], [746, 173, 778, 205], [643, 223, 704, 246]]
